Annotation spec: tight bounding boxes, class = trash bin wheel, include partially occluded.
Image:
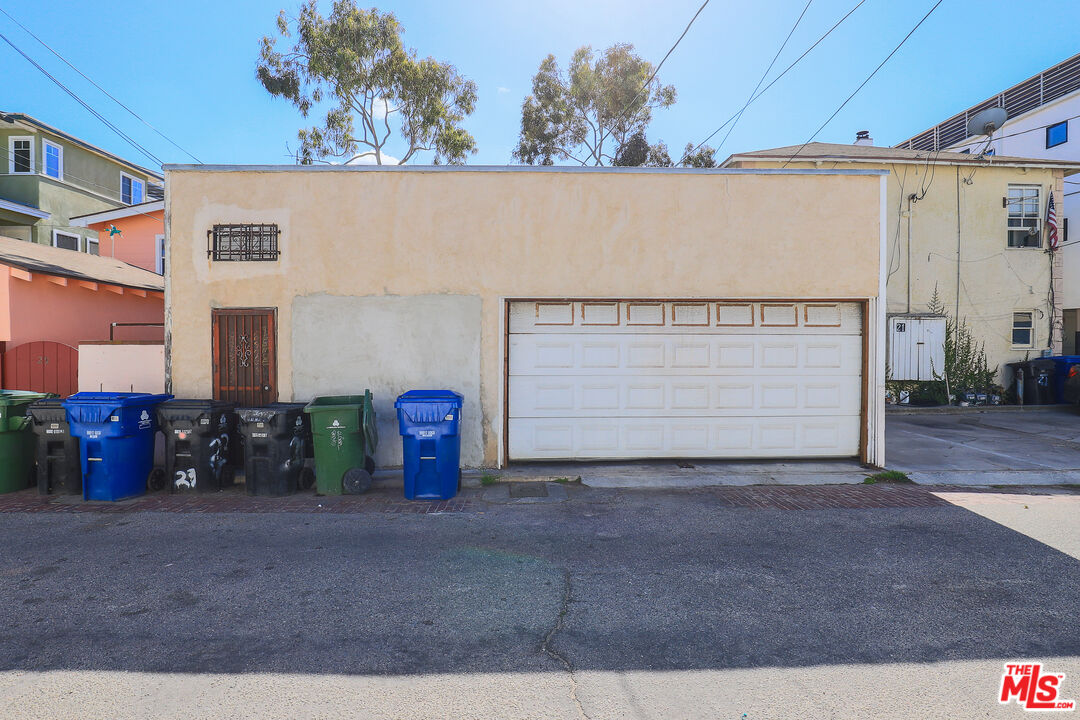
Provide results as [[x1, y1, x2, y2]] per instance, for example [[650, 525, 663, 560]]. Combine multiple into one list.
[[147, 467, 167, 492], [342, 468, 373, 495], [298, 467, 315, 491], [364, 455, 375, 475]]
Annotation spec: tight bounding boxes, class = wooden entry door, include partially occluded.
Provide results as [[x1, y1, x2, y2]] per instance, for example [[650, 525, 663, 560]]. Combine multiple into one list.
[[212, 309, 277, 405], [2, 341, 78, 396]]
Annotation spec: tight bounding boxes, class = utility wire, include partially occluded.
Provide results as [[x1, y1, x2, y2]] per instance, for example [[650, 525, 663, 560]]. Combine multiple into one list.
[[590, 0, 710, 164], [679, 0, 866, 165], [710, 0, 814, 159], [782, 0, 944, 168], [946, 112, 1080, 151], [0, 30, 164, 168], [0, 7, 201, 163]]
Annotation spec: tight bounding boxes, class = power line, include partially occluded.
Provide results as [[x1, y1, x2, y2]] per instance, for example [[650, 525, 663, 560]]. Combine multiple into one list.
[[680, 0, 867, 165], [591, 0, 710, 164], [0, 30, 164, 168], [0, 7, 201, 163], [710, 0, 814, 159], [782, 0, 944, 168]]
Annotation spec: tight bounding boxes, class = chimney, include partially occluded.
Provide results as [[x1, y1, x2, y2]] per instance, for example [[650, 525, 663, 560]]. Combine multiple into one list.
[[854, 130, 873, 146]]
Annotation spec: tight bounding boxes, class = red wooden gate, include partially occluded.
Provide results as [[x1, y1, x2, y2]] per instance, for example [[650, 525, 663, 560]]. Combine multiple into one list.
[[2, 341, 79, 397]]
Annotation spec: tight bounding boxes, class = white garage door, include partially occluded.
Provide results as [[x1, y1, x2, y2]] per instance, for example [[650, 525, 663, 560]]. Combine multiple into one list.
[[508, 300, 863, 460]]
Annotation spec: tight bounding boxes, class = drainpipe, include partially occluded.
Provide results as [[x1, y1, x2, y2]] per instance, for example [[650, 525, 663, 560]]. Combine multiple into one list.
[[955, 166, 962, 320], [906, 194, 913, 314]]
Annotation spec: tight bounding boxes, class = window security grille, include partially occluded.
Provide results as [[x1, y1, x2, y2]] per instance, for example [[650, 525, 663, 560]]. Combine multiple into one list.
[[207, 224, 280, 261]]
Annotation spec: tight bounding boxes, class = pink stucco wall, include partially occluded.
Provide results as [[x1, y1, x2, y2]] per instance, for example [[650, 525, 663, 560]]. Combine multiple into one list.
[[0, 266, 163, 347], [88, 211, 164, 273]]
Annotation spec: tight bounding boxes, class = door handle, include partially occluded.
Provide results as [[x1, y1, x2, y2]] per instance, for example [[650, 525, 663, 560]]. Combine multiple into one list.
[[263, 385, 271, 391]]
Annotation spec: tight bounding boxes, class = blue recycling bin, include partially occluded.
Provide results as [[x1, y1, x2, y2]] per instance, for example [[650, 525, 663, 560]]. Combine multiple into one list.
[[1046, 355, 1080, 403], [395, 390, 463, 500], [63, 392, 173, 501]]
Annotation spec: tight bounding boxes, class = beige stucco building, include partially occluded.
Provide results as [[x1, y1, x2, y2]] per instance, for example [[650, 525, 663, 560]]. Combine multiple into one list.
[[724, 143, 1080, 387], [165, 166, 888, 470]]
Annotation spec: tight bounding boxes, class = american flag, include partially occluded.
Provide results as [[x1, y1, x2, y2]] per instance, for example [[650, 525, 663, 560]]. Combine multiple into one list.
[[1047, 191, 1059, 250]]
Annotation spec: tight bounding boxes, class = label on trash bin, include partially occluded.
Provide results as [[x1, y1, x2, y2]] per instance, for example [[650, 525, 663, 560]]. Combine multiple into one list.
[[138, 410, 151, 430], [252, 432, 268, 438], [176, 431, 189, 440], [110, 415, 119, 422], [256, 422, 265, 428], [200, 418, 210, 425], [45, 429, 63, 435], [444, 414, 454, 421], [86, 430, 102, 439], [49, 423, 59, 429], [418, 429, 436, 438]]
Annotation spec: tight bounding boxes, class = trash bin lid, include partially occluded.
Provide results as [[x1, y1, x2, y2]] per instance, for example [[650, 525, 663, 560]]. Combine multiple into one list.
[[0, 390, 55, 407], [304, 393, 372, 412], [394, 390, 463, 407], [64, 392, 173, 405]]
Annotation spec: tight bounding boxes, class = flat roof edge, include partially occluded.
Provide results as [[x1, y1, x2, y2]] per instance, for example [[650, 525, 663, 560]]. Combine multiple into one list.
[[162, 164, 889, 176]]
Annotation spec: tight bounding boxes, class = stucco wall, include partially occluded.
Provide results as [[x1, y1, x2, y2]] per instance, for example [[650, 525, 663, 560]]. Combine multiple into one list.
[[292, 294, 484, 467], [78, 343, 165, 393], [88, 211, 165, 272], [166, 167, 885, 467], [733, 158, 1064, 384]]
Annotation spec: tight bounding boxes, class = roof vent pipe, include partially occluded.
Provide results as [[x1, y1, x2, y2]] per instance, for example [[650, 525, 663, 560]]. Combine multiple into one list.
[[854, 130, 873, 146]]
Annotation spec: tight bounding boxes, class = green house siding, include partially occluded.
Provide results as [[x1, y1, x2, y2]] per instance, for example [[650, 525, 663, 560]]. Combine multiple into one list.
[[0, 122, 159, 250]]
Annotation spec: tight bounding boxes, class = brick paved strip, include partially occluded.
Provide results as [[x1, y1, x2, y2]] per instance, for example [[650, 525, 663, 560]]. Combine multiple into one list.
[[0, 489, 474, 515], [690, 484, 954, 510], [2, 483, 1062, 515]]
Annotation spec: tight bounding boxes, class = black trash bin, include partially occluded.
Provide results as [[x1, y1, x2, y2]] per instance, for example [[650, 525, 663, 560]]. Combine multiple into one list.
[[28, 399, 81, 495], [235, 403, 313, 496], [1028, 359, 1056, 405], [156, 399, 237, 493]]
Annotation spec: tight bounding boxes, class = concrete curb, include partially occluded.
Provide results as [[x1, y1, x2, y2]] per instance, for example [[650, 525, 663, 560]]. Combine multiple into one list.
[[908, 469, 1080, 486], [886, 404, 1073, 415]]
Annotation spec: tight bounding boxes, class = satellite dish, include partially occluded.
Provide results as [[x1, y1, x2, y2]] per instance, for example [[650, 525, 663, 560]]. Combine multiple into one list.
[[967, 107, 1008, 137]]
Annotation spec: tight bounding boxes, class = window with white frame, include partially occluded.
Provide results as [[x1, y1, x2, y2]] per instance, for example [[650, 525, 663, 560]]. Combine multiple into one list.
[[1007, 185, 1042, 248], [1012, 311, 1034, 347], [8, 136, 33, 174], [155, 234, 165, 274], [84, 237, 99, 255], [43, 140, 63, 180], [121, 173, 144, 205], [52, 230, 79, 251]]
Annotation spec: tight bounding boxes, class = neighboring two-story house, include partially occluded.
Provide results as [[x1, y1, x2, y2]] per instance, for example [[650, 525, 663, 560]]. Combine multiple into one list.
[[0, 112, 162, 255], [894, 53, 1080, 353], [722, 142, 1080, 386]]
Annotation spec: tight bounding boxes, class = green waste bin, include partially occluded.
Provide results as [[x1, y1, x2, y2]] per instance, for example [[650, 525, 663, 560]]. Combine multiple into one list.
[[0, 390, 56, 494], [304, 392, 378, 495]]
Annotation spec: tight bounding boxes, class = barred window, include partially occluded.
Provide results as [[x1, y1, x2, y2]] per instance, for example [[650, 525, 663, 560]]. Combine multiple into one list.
[[207, 224, 280, 261]]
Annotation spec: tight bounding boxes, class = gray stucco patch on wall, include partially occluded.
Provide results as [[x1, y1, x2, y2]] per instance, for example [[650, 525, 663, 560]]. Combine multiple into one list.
[[291, 293, 484, 468]]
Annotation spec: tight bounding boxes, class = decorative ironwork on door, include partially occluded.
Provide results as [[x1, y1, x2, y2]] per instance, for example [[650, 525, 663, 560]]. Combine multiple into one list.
[[212, 309, 276, 405]]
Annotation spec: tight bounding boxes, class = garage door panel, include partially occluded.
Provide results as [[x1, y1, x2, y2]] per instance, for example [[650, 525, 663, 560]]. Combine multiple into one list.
[[509, 334, 861, 376], [510, 301, 863, 335], [509, 376, 861, 417], [509, 301, 862, 460], [508, 417, 861, 459]]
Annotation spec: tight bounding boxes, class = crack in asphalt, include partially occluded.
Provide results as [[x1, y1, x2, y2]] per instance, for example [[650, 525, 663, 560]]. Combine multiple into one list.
[[540, 568, 588, 720]]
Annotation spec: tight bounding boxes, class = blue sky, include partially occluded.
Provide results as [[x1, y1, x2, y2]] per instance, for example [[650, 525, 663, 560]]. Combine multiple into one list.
[[2, 0, 1079, 169]]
